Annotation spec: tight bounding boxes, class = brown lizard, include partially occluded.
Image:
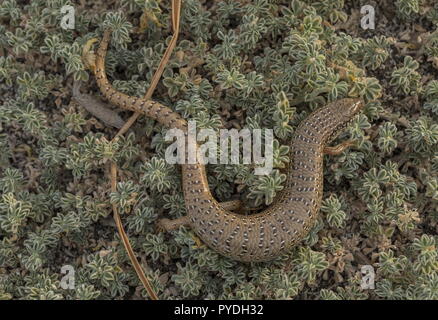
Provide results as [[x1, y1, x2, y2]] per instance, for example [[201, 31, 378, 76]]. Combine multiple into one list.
[[92, 29, 364, 262]]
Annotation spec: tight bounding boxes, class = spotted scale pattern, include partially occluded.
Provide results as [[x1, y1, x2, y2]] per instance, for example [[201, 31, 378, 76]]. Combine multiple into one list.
[[93, 29, 364, 262], [94, 30, 188, 131]]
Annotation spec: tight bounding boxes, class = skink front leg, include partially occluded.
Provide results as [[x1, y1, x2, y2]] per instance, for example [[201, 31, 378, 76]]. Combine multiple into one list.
[[323, 140, 356, 155]]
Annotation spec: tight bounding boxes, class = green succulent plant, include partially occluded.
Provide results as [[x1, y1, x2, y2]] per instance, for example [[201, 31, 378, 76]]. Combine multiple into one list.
[[0, 0, 436, 301]]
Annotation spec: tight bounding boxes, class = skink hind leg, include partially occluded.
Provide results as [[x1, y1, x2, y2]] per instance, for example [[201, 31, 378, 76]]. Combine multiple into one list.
[[157, 216, 205, 249], [219, 200, 242, 211], [157, 216, 190, 232], [157, 200, 241, 232], [324, 140, 356, 155], [219, 200, 263, 214], [190, 233, 205, 249]]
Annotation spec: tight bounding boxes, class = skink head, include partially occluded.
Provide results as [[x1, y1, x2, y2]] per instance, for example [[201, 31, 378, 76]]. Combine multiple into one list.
[[323, 98, 365, 143], [339, 98, 365, 118]]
